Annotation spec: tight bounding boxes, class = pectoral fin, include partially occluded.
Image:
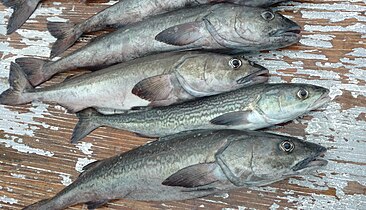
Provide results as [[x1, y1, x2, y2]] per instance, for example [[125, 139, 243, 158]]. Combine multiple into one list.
[[155, 21, 205, 46], [162, 163, 219, 188], [210, 111, 251, 126], [78, 160, 102, 178], [132, 74, 175, 101]]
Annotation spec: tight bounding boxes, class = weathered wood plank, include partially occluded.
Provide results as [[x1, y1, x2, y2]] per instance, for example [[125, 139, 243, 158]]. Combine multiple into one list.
[[1, 0, 365, 209]]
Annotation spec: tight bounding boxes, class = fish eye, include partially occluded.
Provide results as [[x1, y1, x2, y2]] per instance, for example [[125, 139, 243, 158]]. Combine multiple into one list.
[[297, 89, 309, 100], [229, 58, 242, 69], [280, 141, 295, 153], [261, 11, 275, 21]]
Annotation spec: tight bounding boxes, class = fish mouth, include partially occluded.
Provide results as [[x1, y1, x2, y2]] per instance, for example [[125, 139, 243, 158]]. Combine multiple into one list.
[[270, 26, 301, 37], [292, 147, 328, 172], [236, 69, 269, 85], [310, 90, 331, 110]]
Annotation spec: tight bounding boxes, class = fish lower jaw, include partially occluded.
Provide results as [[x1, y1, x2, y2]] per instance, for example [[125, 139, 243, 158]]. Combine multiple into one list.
[[292, 157, 328, 173], [310, 95, 331, 111]]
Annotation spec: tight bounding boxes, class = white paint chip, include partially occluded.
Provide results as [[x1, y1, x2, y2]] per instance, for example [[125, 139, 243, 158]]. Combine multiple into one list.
[[59, 174, 73, 186], [10, 173, 26, 179], [0, 196, 18, 204], [1, 136, 54, 157], [76, 142, 94, 155]]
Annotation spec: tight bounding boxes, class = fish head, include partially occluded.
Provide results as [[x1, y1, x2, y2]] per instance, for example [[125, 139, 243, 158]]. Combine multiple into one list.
[[228, 7, 301, 51], [174, 53, 269, 97], [255, 83, 330, 123], [249, 133, 327, 183]]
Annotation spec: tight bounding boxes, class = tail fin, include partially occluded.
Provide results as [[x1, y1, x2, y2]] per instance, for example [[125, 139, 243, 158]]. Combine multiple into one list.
[[0, 62, 33, 105], [1, 0, 41, 34], [48, 21, 82, 58], [15, 57, 48, 86], [71, 108, 102, 144]]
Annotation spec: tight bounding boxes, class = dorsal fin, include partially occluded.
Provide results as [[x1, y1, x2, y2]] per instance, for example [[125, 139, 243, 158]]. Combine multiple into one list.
[[78, 160, 101, 178]]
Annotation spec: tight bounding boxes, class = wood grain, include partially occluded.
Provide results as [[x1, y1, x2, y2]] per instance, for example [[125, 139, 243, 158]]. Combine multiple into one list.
[[1, 0, 365, 209]]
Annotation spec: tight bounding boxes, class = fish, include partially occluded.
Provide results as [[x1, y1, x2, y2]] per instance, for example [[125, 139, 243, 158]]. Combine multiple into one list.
[[71, 83, 330, 143], [0, 52, 269, 113], [23, 129, 328, 210], [48, 0, 289, 58], [1, 0, 42, 34], [17, 4, 301, 86]]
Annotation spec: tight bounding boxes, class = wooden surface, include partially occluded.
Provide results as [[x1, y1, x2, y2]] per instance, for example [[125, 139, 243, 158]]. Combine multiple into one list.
[[1, 0, 366, 209]]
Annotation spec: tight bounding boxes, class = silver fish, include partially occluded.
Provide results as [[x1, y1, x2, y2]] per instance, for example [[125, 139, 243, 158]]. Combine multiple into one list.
[[17, 4, 301, 86], [1, 0, 41, 34], [48, 0, 289, 57], [0, 52, 268, 113], [71, 83, 330, 143], [23, 129, 327, 210]]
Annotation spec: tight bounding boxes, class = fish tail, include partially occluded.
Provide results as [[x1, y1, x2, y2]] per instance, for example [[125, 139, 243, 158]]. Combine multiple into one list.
[[47, 21, 82, 58], [15, 57, 48, 86], [1, 0, 41, 34], [72, 108, 102, 143], [0, 62, 34, 105]]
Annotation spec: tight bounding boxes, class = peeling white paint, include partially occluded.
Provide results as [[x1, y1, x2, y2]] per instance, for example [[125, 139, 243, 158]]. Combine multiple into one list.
[[300, 34, 334, 49], [279, 2, 366, 12], [21, 165, 73, 186], [301, 11, 366, 22], [59, 174, 72, 186], [214, 193, 230, 199], [300, 38, 333, 49], [161, 203, 175, 208], [269, 203, 280, 210], [199, 198, 229, 205], [75, 142, 93, 155], [1, 135, 54, 157], [305, 23, 366, 34], [346, 48, 366, 57], [0, 196, 17, 205], [10, 173, 26, 179]]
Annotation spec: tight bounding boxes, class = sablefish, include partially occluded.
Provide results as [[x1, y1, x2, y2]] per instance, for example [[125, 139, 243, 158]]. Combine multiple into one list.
[[16, 4, 300, 86], [23, 129, 327, 210], [0, 52, 268, 113], [47, 0, 289, 57]]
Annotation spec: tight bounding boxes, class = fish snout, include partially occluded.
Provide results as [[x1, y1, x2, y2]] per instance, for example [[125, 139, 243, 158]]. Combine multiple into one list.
[[310, 89, 331, 110], [270, 15, 301, 37]]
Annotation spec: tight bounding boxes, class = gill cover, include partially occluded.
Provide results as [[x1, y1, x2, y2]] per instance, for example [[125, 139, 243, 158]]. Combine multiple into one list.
[[215, 139, 254, 186]]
